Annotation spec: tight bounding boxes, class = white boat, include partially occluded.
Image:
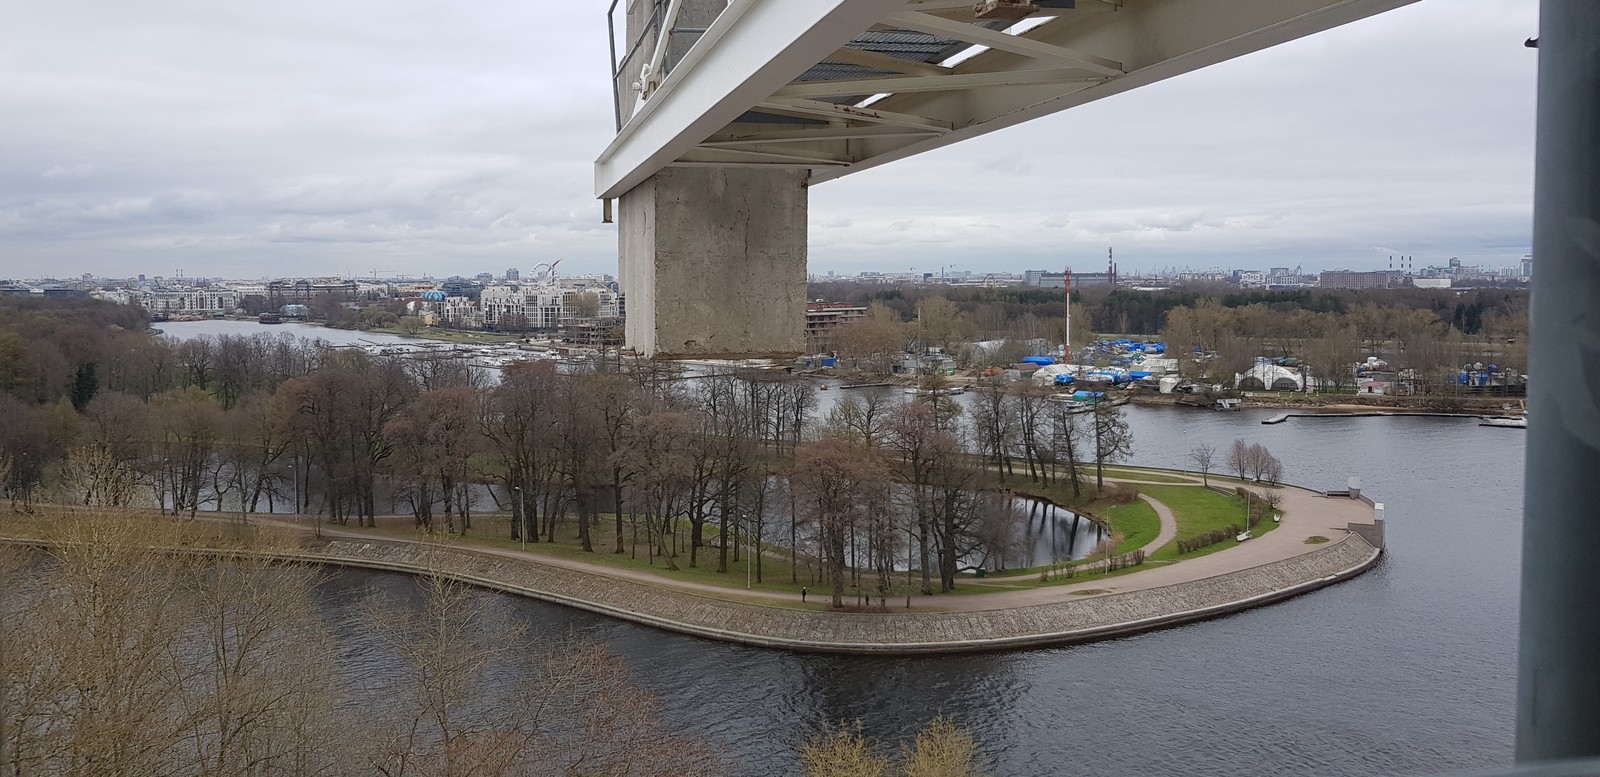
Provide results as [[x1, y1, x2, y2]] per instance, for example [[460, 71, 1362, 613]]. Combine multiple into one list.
[[1479, 415, 1527, 429], [1481, 403, 1528, 428], [904, 386, 965, 396]]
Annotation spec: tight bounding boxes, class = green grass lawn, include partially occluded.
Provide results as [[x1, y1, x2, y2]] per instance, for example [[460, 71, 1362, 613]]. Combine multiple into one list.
[[1104, 499, 1161, 554], [1096, 467, 1197, 484], [971, 483, 1279, 590], [1135, 485, 1279, 562]]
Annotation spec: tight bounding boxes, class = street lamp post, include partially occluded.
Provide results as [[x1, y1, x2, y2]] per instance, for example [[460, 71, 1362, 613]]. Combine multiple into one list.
[[745, 518, 752, 589]]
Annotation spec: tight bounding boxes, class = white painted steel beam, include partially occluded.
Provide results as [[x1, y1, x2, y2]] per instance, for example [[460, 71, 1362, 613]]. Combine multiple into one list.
[[678, 146, 852, 165], [885, 11, 1126, 76], [702, 126, 943, 147], [753, 98, 955, 132], [771, 69, 1102, 100], [902, 0, 1112, 19], [594, 0, 907, 199]]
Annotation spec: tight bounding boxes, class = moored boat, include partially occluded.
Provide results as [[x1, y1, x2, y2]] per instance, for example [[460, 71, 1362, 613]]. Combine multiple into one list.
[[1479, 415, 1527, 429], [904, 386, 965, 396]]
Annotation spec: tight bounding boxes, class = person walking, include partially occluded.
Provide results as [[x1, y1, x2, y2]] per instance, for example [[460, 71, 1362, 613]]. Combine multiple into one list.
[[801, 586, 808, 603]]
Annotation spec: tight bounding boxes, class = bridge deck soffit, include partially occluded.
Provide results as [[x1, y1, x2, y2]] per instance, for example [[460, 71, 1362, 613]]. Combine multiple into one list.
[[594, 0, 1418, 199]]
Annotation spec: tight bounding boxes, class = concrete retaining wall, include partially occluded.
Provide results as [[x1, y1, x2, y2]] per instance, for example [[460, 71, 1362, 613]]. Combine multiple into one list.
[[0, 530, 1380, 655]]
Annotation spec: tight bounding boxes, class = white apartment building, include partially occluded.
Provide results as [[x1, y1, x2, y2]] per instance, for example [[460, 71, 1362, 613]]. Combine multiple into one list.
[[94, 286, 239, 314], [476, 284, 621, 331], [440, 296, 482, 329]]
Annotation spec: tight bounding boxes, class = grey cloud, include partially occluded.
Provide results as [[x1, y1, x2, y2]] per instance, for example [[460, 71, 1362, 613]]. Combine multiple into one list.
[[0, 0, 1535, 279], [41, 164, 93, 180]]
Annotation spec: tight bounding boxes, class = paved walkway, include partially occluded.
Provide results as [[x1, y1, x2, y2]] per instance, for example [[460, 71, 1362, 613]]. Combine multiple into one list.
[[1140, 492, 1180, 554], [201, 528, 1378, 654]]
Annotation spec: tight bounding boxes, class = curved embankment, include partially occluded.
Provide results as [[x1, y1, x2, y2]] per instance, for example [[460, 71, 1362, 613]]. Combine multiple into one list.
[[105, 529, 1377, 655]]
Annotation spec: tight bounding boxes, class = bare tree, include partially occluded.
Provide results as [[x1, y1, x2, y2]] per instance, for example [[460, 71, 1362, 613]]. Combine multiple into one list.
[[1188, 443, 1216, 487], [385, 388, 476, 531], [968, 381, 1016, 479], [822, 393, 892, 449], [150, 386, 222, 515], [793, 438, 888, 608], [800, 716, 985, 777], [1007, 383, 1053, 484], [801, 723, 889, 777], [2, 517, 351, 776], [1227, 438, 1251, 482], [901, 715, 984, 777], [1245, 442, 1283, 484], [64, 391, 149, 508], [479, 360, 560, 544], [1090, 401, 1133, 490], [363, 568, 520, 776]]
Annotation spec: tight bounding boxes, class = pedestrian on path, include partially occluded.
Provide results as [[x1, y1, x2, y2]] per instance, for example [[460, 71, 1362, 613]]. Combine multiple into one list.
[[801, 586, 807, 603]]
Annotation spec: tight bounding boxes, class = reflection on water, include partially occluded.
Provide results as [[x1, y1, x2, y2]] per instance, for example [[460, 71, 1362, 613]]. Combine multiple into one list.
[[1015, 495, 1105, 567]]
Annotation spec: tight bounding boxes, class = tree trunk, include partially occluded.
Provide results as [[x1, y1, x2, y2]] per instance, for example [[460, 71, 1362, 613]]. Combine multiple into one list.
[[612, 467, 626, 554]]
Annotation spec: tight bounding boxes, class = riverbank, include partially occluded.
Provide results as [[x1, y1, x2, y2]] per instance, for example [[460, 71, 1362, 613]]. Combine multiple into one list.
[[1126, 390, 1522, 414], [0, 480, 1382, 654]]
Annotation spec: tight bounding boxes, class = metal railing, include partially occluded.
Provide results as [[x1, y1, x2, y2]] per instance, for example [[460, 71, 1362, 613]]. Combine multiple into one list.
[[605, 0, 711, 131]]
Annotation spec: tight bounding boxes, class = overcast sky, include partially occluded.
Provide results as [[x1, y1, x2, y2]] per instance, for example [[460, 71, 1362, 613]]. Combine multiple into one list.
[[0, 0, 1536, 281]]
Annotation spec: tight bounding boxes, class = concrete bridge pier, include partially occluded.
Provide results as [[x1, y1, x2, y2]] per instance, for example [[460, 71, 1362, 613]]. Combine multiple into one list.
[[617, 166, 807, 357]]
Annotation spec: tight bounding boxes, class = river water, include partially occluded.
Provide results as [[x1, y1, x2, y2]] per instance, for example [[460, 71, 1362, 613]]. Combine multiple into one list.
[[312, 410, 1521, 777], [160, 322, 1522, 775], [157, 319, 441, 346]]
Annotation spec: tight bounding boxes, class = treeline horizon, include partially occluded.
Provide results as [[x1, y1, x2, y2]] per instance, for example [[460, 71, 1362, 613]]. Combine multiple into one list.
[[810, 282, 1529, 392], [807, 281, 1528, 338]]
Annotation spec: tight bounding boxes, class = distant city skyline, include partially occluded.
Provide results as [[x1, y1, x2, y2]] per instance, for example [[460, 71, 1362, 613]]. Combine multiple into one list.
[[1, 1, 1535, 279], [5, 252, 1530, 288], [0, 251, 1537, 286]]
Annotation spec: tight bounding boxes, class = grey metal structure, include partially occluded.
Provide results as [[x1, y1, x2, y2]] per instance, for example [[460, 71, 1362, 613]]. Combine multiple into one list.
[[1518, 0, 1600, 765], [596, 0, 1424, 201]]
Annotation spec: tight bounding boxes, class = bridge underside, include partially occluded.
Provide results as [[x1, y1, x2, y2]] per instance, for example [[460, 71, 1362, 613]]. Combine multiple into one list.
[[597, 0, 1417, 356]]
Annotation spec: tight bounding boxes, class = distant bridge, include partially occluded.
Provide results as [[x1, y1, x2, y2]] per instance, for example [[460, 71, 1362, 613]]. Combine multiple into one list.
[[595, 0, 1417, 356]]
